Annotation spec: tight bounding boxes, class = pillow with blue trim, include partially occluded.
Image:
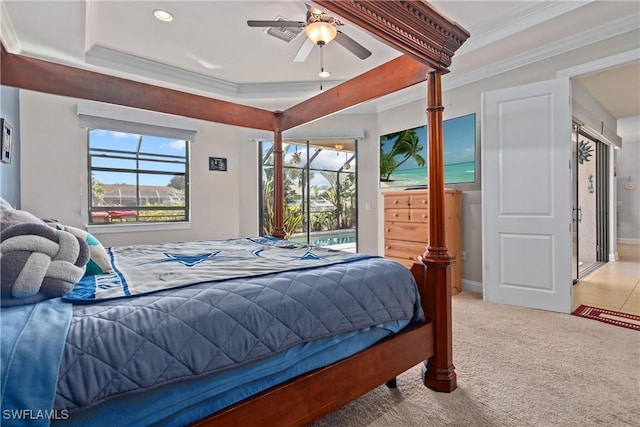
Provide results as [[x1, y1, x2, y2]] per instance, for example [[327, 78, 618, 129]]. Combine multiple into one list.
[[54, 224, 112, 276]]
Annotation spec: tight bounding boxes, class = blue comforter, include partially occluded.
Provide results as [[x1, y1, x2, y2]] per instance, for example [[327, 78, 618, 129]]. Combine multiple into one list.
[[1, 239, 423, 424], [55, 257, 423, 411]]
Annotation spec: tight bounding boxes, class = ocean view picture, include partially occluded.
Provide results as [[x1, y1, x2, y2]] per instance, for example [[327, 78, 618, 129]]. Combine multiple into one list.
[[380, 113, 476, 188]]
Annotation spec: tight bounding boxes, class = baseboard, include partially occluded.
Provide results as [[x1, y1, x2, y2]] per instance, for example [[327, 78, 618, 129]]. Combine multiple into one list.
[[618, 238, 640, 245], [462, 279, 483, 294]]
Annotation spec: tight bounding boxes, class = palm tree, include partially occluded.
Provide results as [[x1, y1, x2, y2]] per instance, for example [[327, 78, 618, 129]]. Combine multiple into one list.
[[380, 146, 398, 181], [261, 167, 304, 238], [380, 128, 425, 181]]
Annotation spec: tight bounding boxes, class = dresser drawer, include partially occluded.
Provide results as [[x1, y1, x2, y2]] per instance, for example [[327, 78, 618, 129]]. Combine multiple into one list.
[[411, 195, 428, 209], [384, 222, 428, 242], [384, 193, 412, 209], [384, 209, 411, 222], [384, 193, 428, 209], [384, 239, 427, 262], [410, 209, 429, 223], [382, 188, 462, 294]]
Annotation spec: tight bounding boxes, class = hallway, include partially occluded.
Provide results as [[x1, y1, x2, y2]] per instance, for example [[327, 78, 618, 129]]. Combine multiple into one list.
[[573, 243, 640, 315]]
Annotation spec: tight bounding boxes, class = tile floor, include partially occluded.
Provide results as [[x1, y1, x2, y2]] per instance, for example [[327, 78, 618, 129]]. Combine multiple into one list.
[[573, 243, 640, 315]]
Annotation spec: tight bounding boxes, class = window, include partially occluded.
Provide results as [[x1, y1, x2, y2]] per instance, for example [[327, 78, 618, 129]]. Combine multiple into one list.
[[78, 101, 198, 227], [88, 130, 189, 224], [259, 139, 357, 251]]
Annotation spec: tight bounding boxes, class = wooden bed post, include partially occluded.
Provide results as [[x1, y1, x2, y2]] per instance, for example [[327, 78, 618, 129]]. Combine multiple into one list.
[[417, 70, 457, 392], [272, 117, 286, 239]]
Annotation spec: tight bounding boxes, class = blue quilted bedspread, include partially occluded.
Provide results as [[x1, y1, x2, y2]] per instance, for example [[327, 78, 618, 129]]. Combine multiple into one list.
[[54, 256, 423, 412], [64, 237, 374, 302]]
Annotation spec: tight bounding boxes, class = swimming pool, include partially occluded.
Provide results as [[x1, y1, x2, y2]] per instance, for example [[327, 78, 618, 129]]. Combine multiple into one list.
[[290, 230, 356, 248]]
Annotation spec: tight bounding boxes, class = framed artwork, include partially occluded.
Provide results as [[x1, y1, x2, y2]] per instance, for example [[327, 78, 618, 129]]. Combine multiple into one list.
[[209, 156, 227, 171], [1, 119, 12, 164], [379, 113, 476, 188]]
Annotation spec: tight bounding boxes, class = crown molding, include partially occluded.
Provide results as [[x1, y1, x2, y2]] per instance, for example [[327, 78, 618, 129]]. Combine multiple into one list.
[[456, 1, 592, 55], [84, 44, 345, 102], [0, 1, 21, 53], [316, 0, 470, 71], [557, 49, 640, 79], [85, 44, 240, 98], [238, 80, 342, 100], [438, 12, 640, 93], [83, 0, 97, 54], [373, 12, 639, 114]]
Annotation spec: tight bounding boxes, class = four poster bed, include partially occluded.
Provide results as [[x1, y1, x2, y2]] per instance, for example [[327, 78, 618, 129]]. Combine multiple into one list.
[[0, 1, 469, 425]]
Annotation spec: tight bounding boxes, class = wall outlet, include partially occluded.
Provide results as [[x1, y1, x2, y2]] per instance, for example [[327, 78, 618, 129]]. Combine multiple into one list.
[[461, 251, 467, 261]]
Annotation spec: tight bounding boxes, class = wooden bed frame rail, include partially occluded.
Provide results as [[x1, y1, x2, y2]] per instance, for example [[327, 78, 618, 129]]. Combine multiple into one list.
[[192, 325, 434, 426]]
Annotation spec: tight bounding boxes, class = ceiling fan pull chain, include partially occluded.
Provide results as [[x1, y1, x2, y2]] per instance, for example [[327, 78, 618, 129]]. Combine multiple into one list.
[[319, 45, 324, 90]]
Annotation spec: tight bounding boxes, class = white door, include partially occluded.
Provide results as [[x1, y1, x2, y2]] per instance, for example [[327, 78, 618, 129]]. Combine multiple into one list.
[[481, 78, 573, 313]]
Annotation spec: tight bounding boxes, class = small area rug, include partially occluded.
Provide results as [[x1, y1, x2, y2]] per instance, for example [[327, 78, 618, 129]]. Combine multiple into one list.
[[573, 304, 640, 331]]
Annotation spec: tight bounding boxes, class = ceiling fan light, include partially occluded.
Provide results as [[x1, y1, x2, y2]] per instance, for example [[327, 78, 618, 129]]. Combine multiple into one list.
[[319, 69, 330, 78], [305, 22, 337, 45]]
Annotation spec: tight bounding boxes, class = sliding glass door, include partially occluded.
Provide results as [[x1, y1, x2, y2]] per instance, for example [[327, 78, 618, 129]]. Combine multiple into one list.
[[573, 123, 610, 279], [259, 139, 357, 252]]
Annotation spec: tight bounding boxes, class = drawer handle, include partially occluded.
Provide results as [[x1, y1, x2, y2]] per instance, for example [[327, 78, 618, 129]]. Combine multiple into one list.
[[386, 228, 391, 232], [393, 200, 399, 204], [422, 214, 427, 218], [393, 213, 399, 217], [385, 245, 391, 250]]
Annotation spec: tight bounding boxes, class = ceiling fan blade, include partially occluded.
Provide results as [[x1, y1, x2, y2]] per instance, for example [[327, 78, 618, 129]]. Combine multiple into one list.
[[305, 3, 324, 16], [247, 20, 305, 28], [293, 38, 315, 62], [334, 30, 372, 60]]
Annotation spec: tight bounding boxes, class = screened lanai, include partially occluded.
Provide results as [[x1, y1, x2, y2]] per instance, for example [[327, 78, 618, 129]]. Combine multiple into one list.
[[260, 139, 357, 251]]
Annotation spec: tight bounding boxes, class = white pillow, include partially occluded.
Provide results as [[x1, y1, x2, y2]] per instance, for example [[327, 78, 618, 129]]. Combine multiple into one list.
[[1, 209, 47, 231], [0, 197, 15, 211]]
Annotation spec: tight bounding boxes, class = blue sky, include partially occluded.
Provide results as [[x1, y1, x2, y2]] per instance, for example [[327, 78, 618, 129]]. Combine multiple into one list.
[[90, 130, 186, 187]]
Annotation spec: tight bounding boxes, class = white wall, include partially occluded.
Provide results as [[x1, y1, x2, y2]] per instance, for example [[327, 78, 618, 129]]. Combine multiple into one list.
[[616, 115, 640, 243], [19, 90, 253, 247], [0, 86, 21, 208]]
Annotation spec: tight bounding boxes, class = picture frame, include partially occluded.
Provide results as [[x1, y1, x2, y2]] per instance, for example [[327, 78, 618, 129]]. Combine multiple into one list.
[[209, 156, 227, 171], [1, 119, 12, 164]]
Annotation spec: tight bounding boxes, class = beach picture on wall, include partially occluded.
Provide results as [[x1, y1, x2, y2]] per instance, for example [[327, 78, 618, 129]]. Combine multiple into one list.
[[379, 113, 476, 188]]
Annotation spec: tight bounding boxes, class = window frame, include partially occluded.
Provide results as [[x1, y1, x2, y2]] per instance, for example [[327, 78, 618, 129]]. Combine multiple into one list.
[[78, 101, 199, 233], [87, 129, 191, 226]]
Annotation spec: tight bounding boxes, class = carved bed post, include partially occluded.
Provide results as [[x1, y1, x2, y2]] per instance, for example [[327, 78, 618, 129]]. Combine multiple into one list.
[[419, 70, 456, 392], [272, 116, 286, 239]]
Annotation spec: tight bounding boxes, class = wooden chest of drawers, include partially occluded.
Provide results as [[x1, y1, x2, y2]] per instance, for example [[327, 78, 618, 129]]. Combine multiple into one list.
[[383, 189, 462, 294]]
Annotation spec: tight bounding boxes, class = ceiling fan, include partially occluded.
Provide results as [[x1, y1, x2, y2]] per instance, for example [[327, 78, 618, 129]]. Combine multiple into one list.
[[247, 4, 372, 63]]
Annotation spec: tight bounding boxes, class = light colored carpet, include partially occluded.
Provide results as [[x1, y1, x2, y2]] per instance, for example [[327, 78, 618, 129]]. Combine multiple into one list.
[[313, 292, 640, 427]]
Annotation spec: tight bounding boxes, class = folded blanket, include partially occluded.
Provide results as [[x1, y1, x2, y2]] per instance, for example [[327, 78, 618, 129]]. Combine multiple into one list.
[[0, 223, 90, 307]]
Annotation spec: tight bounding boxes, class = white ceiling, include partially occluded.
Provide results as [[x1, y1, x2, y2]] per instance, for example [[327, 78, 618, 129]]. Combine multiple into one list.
[[1, 0, 639, 119]]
